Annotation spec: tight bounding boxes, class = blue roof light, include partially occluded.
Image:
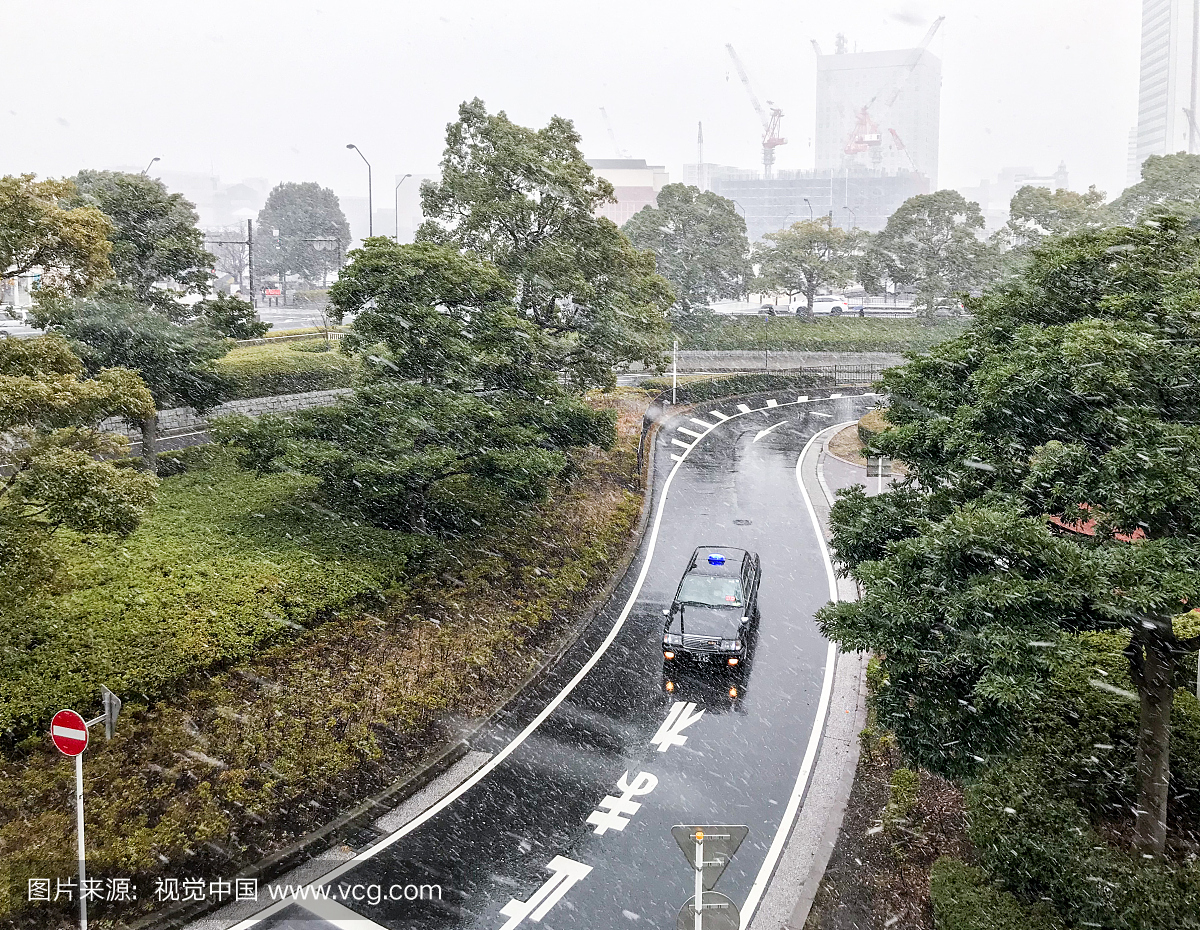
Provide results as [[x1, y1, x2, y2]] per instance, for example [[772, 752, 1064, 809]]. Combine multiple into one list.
[[708, 553, 726, 565]]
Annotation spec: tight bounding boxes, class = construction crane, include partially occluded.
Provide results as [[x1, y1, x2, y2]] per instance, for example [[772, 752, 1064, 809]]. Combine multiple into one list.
[[599, 107, 629, 159], [881, 16, 945, 108], [725, 43, 787, 178]]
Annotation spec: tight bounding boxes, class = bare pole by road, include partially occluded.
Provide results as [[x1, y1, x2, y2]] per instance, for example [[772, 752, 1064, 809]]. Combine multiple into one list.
[[394, 173, 412, 241]]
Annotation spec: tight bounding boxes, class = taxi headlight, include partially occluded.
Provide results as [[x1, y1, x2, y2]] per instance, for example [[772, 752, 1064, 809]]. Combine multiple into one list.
[[720, 639, 742, 651], [663, 633, 683, 646]]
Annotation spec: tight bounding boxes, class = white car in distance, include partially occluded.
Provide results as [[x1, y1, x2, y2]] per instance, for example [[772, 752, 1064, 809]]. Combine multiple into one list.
[[807, 296, 850, 315]]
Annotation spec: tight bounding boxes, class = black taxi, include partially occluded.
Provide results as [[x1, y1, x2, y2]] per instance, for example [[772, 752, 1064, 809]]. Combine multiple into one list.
[[661, 546, 761, 667]]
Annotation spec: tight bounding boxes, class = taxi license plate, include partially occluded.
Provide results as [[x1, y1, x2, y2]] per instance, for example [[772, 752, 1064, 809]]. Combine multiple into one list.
[[696, 654, 711, 664]]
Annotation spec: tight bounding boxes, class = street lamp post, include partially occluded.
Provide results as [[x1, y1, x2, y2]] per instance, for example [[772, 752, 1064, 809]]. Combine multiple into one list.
[[394, 174, 412, 241], [803, 197, 813, 221], [302, 237, 343, 287], [141, 157, 160, 175], [346, 144, 372, 237], [844, 206, 857, 230]]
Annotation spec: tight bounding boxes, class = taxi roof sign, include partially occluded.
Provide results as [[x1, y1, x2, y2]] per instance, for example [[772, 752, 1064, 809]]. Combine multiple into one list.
[[707, 554, 725, 565]]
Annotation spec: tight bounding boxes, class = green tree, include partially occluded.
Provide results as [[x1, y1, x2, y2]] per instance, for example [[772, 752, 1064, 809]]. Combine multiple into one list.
[[254, 181, 351, 289], [870, 190, 990, 314], [0, 174, 114, 296], [757, 219, 865, 318], [37, 296, 230, 474], [217, 238, 614, 532], [68, 170, 214, 315], [417, 98, 673, 388], [0, 336, 156, 615], [197, 292, 269, 340], [1002, 184, 1107, 251], [1111, 152, 1200, 223], [819, 215, 1200, 855], [621, 183, 749, 331]]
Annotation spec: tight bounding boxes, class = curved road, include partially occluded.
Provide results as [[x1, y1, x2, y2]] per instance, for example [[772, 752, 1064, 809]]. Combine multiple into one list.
[[230, 391, 875, 930]]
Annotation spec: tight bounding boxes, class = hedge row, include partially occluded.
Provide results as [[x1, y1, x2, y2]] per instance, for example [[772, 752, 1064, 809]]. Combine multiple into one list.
[[639, 370, 877, 404], [678, 316, 967, 352], [215, 338, 358, 399], [0, 446, 426, 741]]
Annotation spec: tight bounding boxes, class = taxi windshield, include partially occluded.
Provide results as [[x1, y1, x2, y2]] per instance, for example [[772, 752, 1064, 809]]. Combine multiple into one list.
[[678, 574, 743, 608]]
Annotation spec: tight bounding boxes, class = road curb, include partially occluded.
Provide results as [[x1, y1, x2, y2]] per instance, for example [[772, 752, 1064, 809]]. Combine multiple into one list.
[[747, 425, 872, 930]]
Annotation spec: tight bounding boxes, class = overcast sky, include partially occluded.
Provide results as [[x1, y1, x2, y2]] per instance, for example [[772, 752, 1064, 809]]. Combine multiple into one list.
[[4, 0, 1139, 208]]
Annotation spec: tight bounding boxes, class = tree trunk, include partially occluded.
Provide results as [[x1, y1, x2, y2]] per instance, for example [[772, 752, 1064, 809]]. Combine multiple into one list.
[[1128, 625, 1174, 855], [140, 413, 159, 476], [803, 282, 816, 321]]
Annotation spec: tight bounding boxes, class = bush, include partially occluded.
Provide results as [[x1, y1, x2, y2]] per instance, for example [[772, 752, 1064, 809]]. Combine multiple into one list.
[[0, 448, 429, 740], [884, 767, 921, 833], [930, 857, 1062, 930], [640, 371, 870, 404], [678, 316, 967, 352], [858, 407, 890, 446], [215, 339, 358, 398], [966, 756, 1200, 929]]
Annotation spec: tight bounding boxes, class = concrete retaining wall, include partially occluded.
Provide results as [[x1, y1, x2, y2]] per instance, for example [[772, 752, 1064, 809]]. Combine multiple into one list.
[[102, 388, 352, 441]]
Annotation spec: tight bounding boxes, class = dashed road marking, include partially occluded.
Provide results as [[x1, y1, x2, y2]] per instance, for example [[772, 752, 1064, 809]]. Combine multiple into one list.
[[798, 395, 809, 402], [689, 418, 716, 429], [677, 427, 703, 438], [736, 403, 752, 413], [766, 399, 779, 407], [709, 411, 730, 421], [671, 438, 692, 450], [671, 453, 685, 462], [829, 393, 843, 399]]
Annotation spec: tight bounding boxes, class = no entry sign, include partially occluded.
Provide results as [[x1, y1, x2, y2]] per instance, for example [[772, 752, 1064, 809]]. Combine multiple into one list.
[[51, 709, 89, 756]]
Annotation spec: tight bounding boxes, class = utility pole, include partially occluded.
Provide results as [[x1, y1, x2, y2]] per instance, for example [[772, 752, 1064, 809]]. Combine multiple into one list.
[[697, 122, 704, 191], [203, 222, 256, 307]]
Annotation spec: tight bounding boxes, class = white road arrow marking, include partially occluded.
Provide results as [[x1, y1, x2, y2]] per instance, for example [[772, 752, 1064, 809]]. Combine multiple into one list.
[[586, 771, 659, 834], [498, 856, 592, 929], [651, 701, 705, 752], [753, 421, 786, 443]]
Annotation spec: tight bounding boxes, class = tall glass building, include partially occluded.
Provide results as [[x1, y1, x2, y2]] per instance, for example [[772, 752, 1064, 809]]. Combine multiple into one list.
[[1134, 0, 1200, 173]]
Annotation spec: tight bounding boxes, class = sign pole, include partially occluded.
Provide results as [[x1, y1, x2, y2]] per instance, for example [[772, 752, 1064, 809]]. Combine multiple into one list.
[[75, 752, 87, 930], [672, 339, 678, 406], [693, 832, 703, 930], [878, 455, 884, 494]]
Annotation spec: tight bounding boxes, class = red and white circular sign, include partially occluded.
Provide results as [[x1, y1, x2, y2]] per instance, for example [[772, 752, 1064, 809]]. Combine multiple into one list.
[[50, 709, 89, 757]]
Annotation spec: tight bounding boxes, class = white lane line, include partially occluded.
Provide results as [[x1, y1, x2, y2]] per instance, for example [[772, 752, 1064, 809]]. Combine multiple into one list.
[[737, 403, 752, 413], [753, 420, 787, 443], [291, 899, 390, 929], [677, 427, 704, 438], [811, 412, 832, 418], [230, 397, 872, 929], [766, 399, 779, 407], [710, 411, 731, 421], [689, 418, 716, 429], [739, 421, 855, 928], [671, 438, 692, 450]]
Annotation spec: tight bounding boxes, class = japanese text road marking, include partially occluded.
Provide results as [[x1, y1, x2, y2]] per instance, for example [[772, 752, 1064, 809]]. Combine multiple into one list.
[[651, 701, 705, 752], [586, 771, 659, 835]]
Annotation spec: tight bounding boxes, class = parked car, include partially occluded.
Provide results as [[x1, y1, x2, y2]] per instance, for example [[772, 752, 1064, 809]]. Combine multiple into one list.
[[662, 546, 762, 668]]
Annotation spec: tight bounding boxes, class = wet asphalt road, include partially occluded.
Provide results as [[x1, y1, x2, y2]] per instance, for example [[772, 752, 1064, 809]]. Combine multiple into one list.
[[250, 391, 874, 930]]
